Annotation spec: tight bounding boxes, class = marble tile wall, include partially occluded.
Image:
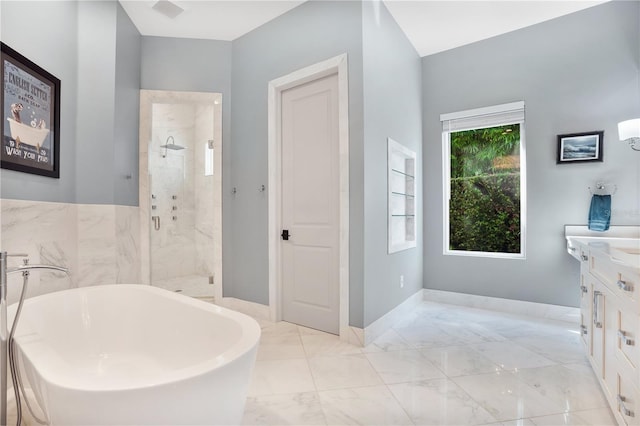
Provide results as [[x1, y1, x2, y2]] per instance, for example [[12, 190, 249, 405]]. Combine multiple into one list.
[[139, 90, 223, 301], [194, 104, 215, 278], [1, 198, 140, 305], [150, 103, 197, 281], [141, 102, 214, 281], [116, 205, 141, 284], [148, 102, 216, 283], [77, 204, 117, 287]]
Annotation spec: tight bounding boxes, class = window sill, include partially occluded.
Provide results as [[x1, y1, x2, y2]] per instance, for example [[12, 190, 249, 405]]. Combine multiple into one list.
[[444, 250, 526, 260]]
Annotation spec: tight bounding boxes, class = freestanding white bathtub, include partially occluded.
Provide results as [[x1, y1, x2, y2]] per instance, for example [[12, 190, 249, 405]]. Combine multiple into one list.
[[9, 284, 261, 425]]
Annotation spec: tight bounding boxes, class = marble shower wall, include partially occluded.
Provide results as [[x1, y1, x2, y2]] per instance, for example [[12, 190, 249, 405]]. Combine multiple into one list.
[[148, 102, 215, 282], [0, 199, 140, 305], [139, 90, 222, 300], [150, 103, 196, 280], [194, 104, 216, 278]]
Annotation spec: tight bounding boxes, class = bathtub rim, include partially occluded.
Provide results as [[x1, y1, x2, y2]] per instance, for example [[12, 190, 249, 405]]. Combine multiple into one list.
[[9, 284, 261, 392]]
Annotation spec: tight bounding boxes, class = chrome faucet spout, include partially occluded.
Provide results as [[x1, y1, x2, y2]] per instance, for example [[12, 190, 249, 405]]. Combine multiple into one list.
[[7, 264, 69, 275]]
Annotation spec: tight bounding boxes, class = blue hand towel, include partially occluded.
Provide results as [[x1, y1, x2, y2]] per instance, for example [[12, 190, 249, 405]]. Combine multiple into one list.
[[588, 194, 611, 232]]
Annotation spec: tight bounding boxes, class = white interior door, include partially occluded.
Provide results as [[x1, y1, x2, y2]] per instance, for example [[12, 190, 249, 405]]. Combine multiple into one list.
[[281, 73, 339, 334]]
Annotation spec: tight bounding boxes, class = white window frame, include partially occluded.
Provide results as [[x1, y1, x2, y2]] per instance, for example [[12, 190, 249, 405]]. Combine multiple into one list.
[[441, 101, 527, 259]]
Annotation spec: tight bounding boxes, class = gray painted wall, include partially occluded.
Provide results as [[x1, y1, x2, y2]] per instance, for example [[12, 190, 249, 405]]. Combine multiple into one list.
[[1, 1, 78, 203], [1, 1, 141, 206], [422, 1, 640, 307], [140, 37, 232, 95], [139, 35, 233, 296], [114, 5, 142, 206], [75, 1, 117, 205], [230, 0, 366, 326], [362, 2, 423, 327]]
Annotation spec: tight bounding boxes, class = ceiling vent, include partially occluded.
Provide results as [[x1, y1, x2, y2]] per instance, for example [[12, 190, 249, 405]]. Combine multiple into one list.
[[152, 1, 184, 19]]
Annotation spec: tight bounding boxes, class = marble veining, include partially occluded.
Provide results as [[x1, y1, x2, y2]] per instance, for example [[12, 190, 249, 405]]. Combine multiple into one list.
[[1, 199, 142, 304], [242, 300, 615, 425], [319, 385, 413, 425], [389, 378, 497, 425], [77, 204, 117, 286], [1, 199, 76, 303], [115, 205, 141, 283]]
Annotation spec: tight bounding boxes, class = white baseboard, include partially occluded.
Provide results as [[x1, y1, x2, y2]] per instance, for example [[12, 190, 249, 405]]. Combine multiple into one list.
[[342, 326, 364, 346], [219, 297, 271, 321], [362, 289, 425, 346], [223, 289, 578, 347], [423, 289, 579, 324]]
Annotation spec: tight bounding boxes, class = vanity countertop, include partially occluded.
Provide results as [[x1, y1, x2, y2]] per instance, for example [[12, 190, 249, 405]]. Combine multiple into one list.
[[566, 235, 640, 272]]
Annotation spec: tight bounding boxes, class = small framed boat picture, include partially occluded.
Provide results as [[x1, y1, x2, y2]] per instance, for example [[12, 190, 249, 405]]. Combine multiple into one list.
[[1, 43, 60, 178]]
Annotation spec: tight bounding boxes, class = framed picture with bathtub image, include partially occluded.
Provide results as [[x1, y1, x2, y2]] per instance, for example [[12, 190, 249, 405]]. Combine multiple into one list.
[[1, 42, 60, 178]]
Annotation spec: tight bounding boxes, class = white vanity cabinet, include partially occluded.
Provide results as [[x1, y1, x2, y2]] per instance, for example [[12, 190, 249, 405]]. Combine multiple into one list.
[[578, 251, 592, 349], [567, 233, 640, 426]]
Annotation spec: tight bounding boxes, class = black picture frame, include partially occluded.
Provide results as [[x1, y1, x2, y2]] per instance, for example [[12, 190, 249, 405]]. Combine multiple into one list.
[[1, 42, 60, 178], [557, 131, 604, 164]]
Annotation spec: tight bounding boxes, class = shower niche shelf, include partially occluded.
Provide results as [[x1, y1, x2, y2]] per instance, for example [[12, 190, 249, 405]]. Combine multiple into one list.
[[388, 138, 416, 253]]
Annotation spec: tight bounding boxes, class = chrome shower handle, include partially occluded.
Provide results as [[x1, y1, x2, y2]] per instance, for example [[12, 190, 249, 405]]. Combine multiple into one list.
[[152, 215, 161, 231]]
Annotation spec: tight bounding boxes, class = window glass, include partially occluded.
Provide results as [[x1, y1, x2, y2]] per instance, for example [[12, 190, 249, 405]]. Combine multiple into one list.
[[448, 123, 522, 255]]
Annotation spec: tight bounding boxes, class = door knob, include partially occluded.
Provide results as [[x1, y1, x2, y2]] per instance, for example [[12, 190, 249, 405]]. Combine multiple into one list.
[[281, 229, 290, 240]]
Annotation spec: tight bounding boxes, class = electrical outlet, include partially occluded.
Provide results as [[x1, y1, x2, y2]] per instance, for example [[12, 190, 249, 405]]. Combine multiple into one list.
[[400, 275, 404, 288]]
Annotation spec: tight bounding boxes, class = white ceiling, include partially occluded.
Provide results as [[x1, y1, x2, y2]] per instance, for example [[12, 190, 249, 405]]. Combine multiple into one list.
[[384, 1, 608, 57], [119, 0, 607, 57], [118, 1, 306, 41]]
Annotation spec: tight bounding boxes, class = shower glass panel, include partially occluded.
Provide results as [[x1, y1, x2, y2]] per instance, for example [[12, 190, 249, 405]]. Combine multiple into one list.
[[148, 101, 216, 299]]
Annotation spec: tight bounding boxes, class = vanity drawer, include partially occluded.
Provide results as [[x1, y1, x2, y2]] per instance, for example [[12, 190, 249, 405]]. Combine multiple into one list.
[[567, 240, 587, 262], [591, 253, 640, 311], [615, 308, 640, 386], [618, 371, 640, 426]]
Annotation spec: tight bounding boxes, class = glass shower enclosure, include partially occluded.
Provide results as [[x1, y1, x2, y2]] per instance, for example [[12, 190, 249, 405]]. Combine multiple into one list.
[[139, 90, 222, 301]]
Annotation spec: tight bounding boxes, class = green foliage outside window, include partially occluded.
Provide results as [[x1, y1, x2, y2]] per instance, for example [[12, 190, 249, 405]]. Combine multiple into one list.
[[449, 124, 521, 254]]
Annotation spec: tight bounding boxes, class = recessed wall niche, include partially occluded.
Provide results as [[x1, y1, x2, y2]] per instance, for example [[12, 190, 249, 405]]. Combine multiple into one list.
[[388, 138, 417, 253]]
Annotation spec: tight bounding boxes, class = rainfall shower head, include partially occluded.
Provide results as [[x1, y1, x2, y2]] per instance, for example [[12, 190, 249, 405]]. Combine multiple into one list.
[[161, 136, 185, 157], [161, 144, 185, 150], [160, 136, 185, 150]]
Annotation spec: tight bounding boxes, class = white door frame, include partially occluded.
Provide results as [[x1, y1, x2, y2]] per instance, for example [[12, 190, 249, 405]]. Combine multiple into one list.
[[267, 54, 350, 338]]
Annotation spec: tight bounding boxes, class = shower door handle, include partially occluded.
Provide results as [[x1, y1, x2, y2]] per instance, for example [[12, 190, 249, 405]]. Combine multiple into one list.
[[152, 216, 161, 231]]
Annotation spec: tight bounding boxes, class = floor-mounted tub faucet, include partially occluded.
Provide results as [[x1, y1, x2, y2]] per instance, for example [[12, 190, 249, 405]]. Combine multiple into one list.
[[0, 252, 69, 426]]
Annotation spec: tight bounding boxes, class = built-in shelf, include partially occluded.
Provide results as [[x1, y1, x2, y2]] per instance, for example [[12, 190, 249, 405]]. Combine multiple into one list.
[[391, 192, 415, 198], [388, 138, 417, 253], [391, 169, 415, 178]]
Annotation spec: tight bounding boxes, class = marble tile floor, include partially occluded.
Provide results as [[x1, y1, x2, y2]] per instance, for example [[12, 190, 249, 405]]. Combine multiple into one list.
[[243, 301, 615, 426], [6, 300, 614, 426]]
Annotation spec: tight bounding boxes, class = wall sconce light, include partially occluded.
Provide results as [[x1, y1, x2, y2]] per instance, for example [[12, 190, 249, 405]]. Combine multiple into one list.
[[618, 118, 640, 151]]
